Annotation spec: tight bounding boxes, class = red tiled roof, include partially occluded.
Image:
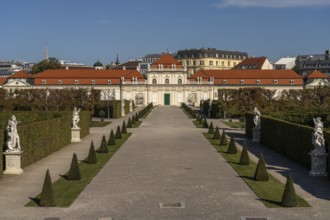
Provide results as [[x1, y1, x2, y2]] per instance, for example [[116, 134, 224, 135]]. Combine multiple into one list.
[[0, 77, 7, 85], [8, 71, 34, 79], [233, 57, 267, 69], [305, 70, 329, 79], [189, 69, 303, 85], [151, 54, 182, 68]]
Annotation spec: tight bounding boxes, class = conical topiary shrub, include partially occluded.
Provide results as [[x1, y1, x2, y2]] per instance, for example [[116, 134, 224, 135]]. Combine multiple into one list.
[[208, 122, 214, 134], [99, 134, 109, 153], [254, 153, 269, 181], [220, 130, 228, 146], [108, 129, 116, 145], [67, 153, 81, 180], [135, 113, 139, 122], [122, 121, 127, 134], [87, 141, 97, 164], [227, 136, 237, 154], [213, 126, 221, 139], [127, 117, 132, 128], [115, 125, 122, 139], [132, 115, 136, 123], [239, 142, 250, 165], [281, 175, 297, 207], [202, 117, 208, 128], [39, 169, 56, 207]]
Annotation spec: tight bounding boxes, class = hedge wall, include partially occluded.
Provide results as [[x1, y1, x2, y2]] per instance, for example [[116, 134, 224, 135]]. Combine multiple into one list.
[[94, 100, 122, 118], [1, 111, 90, 176], [245, 113, 254, 138], [124, 100, 130, 114]]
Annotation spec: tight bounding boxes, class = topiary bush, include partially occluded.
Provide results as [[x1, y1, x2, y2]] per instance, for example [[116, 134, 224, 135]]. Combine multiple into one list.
[[127, 117, 132, 128], [281, 174, 297, 207], [220, 130, 228, 146], [115, 125, 122, 139], [208, 122, 214, 134], [108, 129, 116, 145], [213, 126, 221, 139], [67, 153, 81, 180], [39, 169, 56, 207], [87, 141, 97, 164], [122, 121, 127, 134], [202, 117, 208, 128], [239, 142, 250, 165], [99, 134, 108, 153], [227, 136, 237, 154], [254, 153, 269, 181]]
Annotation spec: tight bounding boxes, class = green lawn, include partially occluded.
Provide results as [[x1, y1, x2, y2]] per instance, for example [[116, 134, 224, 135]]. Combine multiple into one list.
[[132, 121, 142, 128], [223, 121, 245, 128], [203, 133, 310, 208], [26, 133, 131, 207], [90, 120, 111, 127], [192, 120, 203, 128]]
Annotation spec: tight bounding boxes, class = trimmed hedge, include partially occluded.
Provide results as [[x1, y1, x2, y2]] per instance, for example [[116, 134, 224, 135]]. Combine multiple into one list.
[[94, 100, 122, 118], [245, 113, 254, 138], [1, 111, 90, 175]]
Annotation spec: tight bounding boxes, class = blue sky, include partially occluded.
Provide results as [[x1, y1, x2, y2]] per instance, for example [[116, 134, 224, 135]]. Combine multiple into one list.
[[1, 0, 329, 65]]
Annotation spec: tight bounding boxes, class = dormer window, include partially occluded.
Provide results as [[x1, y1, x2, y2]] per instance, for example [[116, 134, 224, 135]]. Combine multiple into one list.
[[240, 80, 245, 84], [274, 80, 278, 84], [92, 80, 95, 84], [74, 80, 79, 84], [58, 80, 62, 84], [256, 80, 260, 84], [223, 80, 227, 84], [42, 80, 46, 84], [108, 80, 112, 84]]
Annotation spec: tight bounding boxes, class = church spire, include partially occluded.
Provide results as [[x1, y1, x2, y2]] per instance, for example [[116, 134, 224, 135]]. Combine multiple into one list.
[[45, 43, 49, 60], [115, 53, 120, 65]]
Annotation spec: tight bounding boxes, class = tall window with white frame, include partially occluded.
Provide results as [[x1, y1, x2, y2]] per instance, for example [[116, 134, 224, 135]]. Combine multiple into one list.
[[152, 78, 157, 84], [165, 78, 170, 84]]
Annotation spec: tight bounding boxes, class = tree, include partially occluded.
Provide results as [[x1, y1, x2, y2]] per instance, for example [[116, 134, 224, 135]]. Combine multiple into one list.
[[254, 153, 269, 181], [87, 141, 97, 164], [227, 136, 237, 154], [213, 126, 221, 139], [39, 169, 56, 207], [67, 153, 81, 180], [99, 135, 108, 153], [208, 122, 214, 134], [281, 175, 297, 207], [239, 142, 250, 165], [32, 57, 61, 74], [108, 129, 116, 145]]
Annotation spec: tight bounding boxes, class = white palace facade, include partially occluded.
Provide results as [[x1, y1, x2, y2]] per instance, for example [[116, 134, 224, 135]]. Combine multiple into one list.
[[0, 54, 306, 106]]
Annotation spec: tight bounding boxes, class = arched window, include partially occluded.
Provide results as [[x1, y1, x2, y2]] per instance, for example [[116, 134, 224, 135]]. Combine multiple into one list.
[[178, 78, 182, 84], [152, 78, 157, 84], [165, 79, 170, 84]]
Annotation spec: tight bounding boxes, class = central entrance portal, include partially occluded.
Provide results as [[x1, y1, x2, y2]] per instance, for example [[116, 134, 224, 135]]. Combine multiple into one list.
[[164, 94, 170, 105]]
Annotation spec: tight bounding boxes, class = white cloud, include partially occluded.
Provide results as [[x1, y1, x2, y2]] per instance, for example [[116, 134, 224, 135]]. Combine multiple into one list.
[[215, 0, 330, 8]]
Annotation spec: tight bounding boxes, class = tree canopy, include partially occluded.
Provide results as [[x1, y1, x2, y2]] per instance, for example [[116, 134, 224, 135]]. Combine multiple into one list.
[[32, 57, 61, 74]]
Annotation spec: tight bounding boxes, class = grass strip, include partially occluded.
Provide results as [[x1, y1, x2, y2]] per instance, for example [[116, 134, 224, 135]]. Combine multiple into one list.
[[141, 107, 154, 119], [90, 121, 111, 127], [132, 121, 142, 128], [26, 133, 131, 207], [192, 120, 203, 128], [180, 107, 195, 119], [203, 133, 310, 208], [223, 121, 245, 128]]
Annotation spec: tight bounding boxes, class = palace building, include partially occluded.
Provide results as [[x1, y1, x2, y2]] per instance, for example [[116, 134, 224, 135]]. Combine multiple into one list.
[[0, 54, 305, 107]]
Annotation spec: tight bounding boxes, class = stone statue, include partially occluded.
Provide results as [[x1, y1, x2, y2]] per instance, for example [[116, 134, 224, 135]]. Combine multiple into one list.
[[311, 117, 326, 155], [72, 107, 81, 129], [253, 107, 261, 127], [6, 115, 21, 152]]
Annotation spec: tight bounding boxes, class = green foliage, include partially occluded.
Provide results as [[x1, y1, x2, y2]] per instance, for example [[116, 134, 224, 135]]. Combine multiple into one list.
[[86, 141, 97, 164], [135, 112, 139, 122], [181, 103, 196, 118], [94, 100, 121, 118], [208, 122, 214, 134], [98, 110, 105, 118], [254, 153, 269, 181], [115, 125, 122, 139], [239, 142, 250, 165], [31, 57, 61, 74], [213, 126, 221, 139], [67, 153, 81, 180], [98, 135, 108, 153], [39, 169, 56, 207], [220, 130, 228, 146], [108, 129, 116, 145], [124, 100, 131, 114], [281, 175, 297, 207], [122, 121, 127, 134], [202, 117, 208, 128], [127, 117, 132, 128], [227, 136, 237, 154]]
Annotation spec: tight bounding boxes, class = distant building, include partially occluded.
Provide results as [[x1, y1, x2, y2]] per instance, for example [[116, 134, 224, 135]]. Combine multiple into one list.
[[112, 60, 142, 71], [176, 48, 248, 76], [59, 60, 93, 70], [138, 53, 162, 75], [0, 63, 23, 77], [233, 57, 273, 70], [296, 50, 330, 76], [304, 70, 330, 88], [93, 60, 104, 70], [274, 57, 296, 70]]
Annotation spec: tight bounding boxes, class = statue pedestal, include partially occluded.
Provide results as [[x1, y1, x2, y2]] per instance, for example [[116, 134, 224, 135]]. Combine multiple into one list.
[[252, 127, 260, 143], [3, 151, 23, 175], [121, 109, 125, 117], [71, 128, 81, 142], [309, 152, 327, 176]]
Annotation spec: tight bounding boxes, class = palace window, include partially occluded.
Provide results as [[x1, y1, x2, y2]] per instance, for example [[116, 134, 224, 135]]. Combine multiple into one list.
[[274, 80, 278, 84], [223, 80, 227, 84], [165, 79, 170, 84], [58, 80, 62, 84], [42, 80, 46, 84], [200, 60, 204, 66], [91, 80, 95, 84], [152, 78, 157, 84], [209, 60, 213, 66], [108, 80, 112, 84], [240, 80, 245, 84], [228, 61, 231, 66], [74, 80, 79, 84], [221, 61, 225, 66], [256, 80, 260, 84], [178, 78, 182, 84], [290, 80, 295, 84], [193, 61, 196, 66], [186, 61, 189, 66]]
